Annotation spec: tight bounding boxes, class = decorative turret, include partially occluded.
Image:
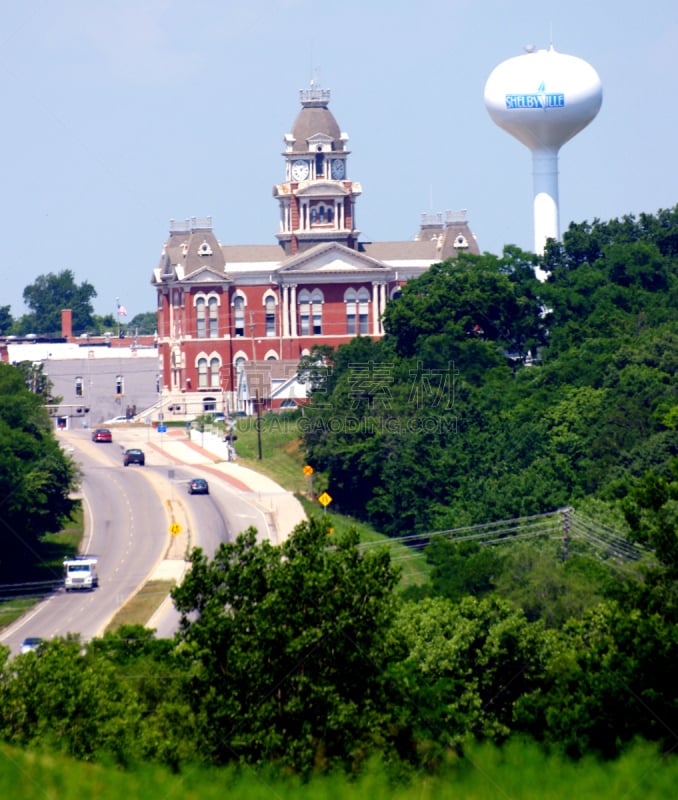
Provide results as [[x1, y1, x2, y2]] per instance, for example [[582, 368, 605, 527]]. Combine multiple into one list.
[[273, 84, 361, 255]]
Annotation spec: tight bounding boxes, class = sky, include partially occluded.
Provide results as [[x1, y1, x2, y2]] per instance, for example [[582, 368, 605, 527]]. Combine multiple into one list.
[[1, 0, 676, 322]]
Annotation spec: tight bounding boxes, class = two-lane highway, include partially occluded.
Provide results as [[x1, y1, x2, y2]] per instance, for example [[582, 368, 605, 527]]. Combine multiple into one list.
[[1, 428, 271, 655]]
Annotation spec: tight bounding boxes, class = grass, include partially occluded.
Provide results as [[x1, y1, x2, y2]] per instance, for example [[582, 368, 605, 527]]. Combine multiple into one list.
[[231, 412, 312, 495], [0, 506, 82, 631], [105, 580, 176, 633], [230, 412, 430, 588], [1, 738, 677, 799]]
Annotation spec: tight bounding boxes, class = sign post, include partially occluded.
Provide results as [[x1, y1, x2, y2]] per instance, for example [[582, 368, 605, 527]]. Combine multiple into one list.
[[317, 491, 332, 515], [303, 464, 314, 498]]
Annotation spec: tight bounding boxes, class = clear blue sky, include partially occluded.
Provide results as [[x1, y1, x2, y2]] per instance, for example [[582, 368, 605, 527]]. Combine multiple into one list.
[[1, 0, 676, 321]]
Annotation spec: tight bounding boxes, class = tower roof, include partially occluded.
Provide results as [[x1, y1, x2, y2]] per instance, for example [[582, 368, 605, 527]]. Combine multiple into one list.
[[288, 85, 343, 153]]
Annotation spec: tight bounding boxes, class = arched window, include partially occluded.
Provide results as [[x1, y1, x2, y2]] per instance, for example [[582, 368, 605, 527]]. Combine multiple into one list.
[[208, 297, 218, 338], [298, 289, 324, 336], [197, 358, 208, 388], [309, 204, 333, 225], [233, 295, 245, 337], [358, 288, 370, 334], [345, 289, 357, 334], [196, 297, 206, 338], [265, 295, 276, 337], [315, 152, 324, 176], [209, 357, 220, 388], [298, 290, 310, 335], [311, 289, 323, 334]]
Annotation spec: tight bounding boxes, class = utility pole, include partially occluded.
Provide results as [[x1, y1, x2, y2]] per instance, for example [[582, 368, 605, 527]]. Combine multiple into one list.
[[255, 388, 262, 460], [249, 310, 257, 361]]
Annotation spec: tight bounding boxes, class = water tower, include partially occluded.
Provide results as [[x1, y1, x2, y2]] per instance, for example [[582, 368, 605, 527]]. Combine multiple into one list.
[[484, 45, 602, 261]]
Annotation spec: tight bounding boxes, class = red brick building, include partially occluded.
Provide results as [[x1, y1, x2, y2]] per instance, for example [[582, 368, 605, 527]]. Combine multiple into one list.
[[152, 85, 479, 416]]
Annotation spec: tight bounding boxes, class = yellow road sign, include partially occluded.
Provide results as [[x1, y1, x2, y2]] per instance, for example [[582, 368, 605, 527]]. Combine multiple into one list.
[[169, 522, 182, 536], [317, 491, 332, 507], [303, 465, 314, 476]]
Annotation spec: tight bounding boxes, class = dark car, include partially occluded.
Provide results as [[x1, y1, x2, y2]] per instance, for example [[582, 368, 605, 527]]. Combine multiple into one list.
[[91, 428, 112, 443], [123, 448, 145, 466], [188, 478, 209, 495]]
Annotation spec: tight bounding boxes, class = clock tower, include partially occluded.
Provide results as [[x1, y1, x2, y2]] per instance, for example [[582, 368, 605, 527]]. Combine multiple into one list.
[[274, 84, 361, 255]]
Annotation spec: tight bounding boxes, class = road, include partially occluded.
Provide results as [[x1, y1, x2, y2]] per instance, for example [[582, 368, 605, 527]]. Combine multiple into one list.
[[0, 427, 273, 655]]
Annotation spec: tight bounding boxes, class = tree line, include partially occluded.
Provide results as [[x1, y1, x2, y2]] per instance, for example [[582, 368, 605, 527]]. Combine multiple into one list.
[[300, 207, 678, 541], [0, 269, 156, 337], [1, 514, 677, 776]]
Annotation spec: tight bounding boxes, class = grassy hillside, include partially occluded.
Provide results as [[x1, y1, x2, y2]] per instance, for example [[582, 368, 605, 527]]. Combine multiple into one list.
[[232, 412, 430, 587], [1, 739, 676, 799]]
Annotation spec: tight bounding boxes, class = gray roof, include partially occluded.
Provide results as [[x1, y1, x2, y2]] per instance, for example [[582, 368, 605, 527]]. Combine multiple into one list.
[[289, 88, 343, 153]]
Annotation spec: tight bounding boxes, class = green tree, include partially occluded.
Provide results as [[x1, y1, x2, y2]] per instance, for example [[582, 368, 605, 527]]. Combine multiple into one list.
[[0, 305, 13, 335], [392, 595, 548, 766], [171, 518, 403, 774], [0, 362, 78, 577], [621, 461, 678, 574], [424, 539, 503, 602], [0, 635, 139, 764], [19, 270, 96, 336], [515, 601, 678, 758], [127, 311, 157, 335]]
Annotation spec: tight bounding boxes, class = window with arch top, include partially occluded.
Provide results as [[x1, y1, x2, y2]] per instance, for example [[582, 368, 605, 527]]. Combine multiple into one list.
[[233, 294, 245, 337], [265, 295, 276, 337], [298, 289, 324, 336]]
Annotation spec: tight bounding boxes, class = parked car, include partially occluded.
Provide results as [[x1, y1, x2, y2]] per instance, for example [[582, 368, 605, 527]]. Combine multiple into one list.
[[123, 448, 145, 466], [91, 428, 112, 443], [188, 478, 209, 495], [20, 637, 44, 654], [102, 415, 131, 424]]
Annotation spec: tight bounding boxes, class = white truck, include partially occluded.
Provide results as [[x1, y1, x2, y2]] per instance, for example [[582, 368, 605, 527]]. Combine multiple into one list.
[[64, 557, 99, 591]]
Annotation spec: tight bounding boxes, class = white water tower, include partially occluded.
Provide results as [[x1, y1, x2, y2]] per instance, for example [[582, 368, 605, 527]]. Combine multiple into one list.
[[484, 45, 602, 261]]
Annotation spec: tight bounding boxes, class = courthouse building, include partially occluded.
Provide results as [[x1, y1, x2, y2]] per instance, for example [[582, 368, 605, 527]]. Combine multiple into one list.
[[152, 84, 479, 416]]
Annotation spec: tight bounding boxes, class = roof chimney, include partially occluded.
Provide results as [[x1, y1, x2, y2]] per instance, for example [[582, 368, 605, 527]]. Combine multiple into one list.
[[61, 309, 73, 339]]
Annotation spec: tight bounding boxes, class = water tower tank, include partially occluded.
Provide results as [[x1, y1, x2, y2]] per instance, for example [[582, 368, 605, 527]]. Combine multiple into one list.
[[484, 46, 602, 259]]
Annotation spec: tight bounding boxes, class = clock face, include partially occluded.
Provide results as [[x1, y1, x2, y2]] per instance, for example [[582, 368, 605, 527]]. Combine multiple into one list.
[[331, 158, 345, 179], [291, 159, 309, 181]]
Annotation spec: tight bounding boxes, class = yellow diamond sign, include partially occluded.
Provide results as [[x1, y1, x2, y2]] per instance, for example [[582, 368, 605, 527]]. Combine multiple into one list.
[[317, 491, 332, 507]]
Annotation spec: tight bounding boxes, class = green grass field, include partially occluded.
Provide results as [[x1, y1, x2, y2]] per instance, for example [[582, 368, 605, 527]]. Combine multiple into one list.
[[1, 739, 676, 799]]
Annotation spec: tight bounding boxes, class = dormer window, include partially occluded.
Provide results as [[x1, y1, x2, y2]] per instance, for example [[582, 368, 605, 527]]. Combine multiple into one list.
[[198, 241, 213, 256], [454, 234, 469, 249]]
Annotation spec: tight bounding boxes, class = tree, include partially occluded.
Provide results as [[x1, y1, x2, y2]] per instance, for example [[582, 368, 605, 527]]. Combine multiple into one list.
[[423, 539, 502, 602], [0, 305, 13, 335], [392, 595, 548, 766], [0, 635, 139, 763], [515, 601, 678, 758], [171, 518, 403, 774], [12, 360, 59, 403], [621, 461, 678, 574], [20, 270, 96, 335], [0, 362, 78, 578], [127, 311, 157, 335]]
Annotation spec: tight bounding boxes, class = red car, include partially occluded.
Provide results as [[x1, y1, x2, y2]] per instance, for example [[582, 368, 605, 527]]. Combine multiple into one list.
[[91, 428, 112, 443]]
